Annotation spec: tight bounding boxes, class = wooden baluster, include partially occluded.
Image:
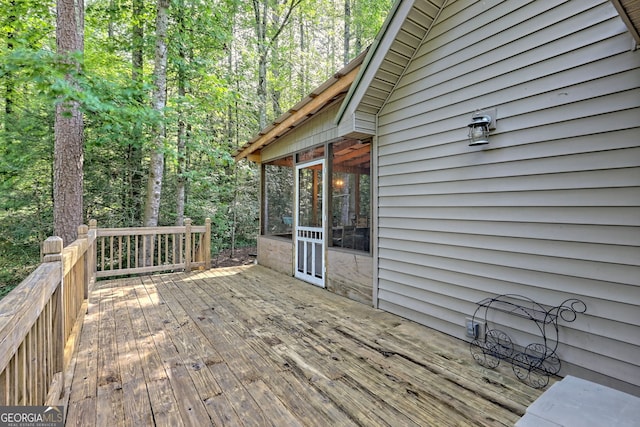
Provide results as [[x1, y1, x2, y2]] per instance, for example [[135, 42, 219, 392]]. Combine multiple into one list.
[[133, 234, 140, 268], [118, 235, 123, 270], [205, 218, 211, 270], [78, 224, 89, 299], [89, 219, 97, 289], [142, 235, 147, 267], [164, 234, 169, 266], [100, 237, 105, 272], [126, 235, 131, 270], [109, 236, 114, 271], [184, 218, 192, 272]]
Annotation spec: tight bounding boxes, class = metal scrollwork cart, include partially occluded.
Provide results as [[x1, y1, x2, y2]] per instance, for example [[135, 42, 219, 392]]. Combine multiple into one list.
[[469, 294, 586, 389]]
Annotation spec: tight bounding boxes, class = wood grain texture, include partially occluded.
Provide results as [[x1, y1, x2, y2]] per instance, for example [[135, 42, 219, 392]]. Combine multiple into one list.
[[64, 265, 544, 426]]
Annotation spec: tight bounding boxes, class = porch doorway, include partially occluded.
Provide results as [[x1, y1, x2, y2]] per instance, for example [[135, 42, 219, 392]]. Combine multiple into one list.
[[295, 159, 325, 287]]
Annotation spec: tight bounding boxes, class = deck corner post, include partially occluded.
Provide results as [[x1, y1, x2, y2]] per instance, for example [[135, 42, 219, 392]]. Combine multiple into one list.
[[78, 224, 88, 240], [42, 236, 64, 263], [205, 218, 211, 270], [185, 218, 192, 272]]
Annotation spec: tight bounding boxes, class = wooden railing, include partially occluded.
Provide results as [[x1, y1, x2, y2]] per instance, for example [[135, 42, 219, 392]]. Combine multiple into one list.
[[0, 224, 95, 406], [95, 218, 211, 277], [0, 218, 211, 407]]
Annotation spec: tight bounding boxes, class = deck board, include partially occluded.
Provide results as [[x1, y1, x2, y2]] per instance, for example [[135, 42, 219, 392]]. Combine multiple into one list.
[[65, 265, 546, 426]]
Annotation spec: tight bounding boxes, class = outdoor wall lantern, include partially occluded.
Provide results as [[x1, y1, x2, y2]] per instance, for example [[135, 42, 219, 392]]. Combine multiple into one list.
[[467, 109, 497, 146]]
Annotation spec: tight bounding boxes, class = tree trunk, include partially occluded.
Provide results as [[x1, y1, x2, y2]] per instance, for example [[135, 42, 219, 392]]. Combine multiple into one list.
[[54, 0, 84, 246], [299, 18, 306, 98], [175, 0, 187, 226], [143, 0, 169, 228], [344, 0, 351, 65], [252, 0, 302, 129], [269, 12, 282, 118], [253, 0, 268, 129], [5, 0, 15, 127], [128, 0, 144, 225]]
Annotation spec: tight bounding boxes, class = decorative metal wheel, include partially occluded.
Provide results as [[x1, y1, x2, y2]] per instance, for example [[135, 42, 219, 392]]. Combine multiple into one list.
[[512, 351, 550, 389], [524, 342, 561, 375], [470, 329, 513, 369], [470, 340, 500, 369], [486, 329, 513, 360]]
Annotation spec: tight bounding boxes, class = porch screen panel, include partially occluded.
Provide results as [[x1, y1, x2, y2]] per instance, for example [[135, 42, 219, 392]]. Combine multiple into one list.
[[331, 139, 371, 252], [298, 166, 323, 228], [263, 156, 294, 238]]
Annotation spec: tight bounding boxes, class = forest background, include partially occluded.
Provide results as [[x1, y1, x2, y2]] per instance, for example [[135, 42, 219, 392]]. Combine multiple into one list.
[[0, 0, 392, 296]]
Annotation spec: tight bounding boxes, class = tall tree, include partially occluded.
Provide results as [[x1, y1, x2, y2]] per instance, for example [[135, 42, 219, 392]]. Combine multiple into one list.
[[54, 0, 84, 245], [175, 0, 188, 226], [344, 0, 351, 65], [127, 0, 145, 225], [252, 0, 302, 128], [4, 0, 15, 130], [143, 0, 169, 228]]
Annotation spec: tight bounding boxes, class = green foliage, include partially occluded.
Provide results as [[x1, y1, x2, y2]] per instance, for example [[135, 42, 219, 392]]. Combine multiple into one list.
[[0, 0, 391, 295]]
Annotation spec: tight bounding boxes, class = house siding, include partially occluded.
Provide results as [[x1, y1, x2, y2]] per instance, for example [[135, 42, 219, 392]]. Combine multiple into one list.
[[375, 0, 640, 395]]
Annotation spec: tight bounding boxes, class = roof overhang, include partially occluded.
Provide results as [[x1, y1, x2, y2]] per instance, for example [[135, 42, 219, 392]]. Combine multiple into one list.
[[611, 0, 640, 45], [234, 51, 367, 162], [336, 0, 447, 127], [335, 0, 638, 132]]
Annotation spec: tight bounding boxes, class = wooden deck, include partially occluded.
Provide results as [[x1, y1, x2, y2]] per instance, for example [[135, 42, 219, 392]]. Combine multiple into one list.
[[63, 265, 545, 426]]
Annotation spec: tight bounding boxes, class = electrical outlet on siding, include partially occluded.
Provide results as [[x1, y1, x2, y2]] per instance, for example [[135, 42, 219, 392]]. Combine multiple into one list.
[[465, 318, 485, 340]]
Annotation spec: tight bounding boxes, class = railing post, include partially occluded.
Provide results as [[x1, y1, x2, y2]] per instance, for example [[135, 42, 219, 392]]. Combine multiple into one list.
[[184, 218, 192, 272], [205, 218, 211, 270], [42, 236, 64, 391], [78, 224, 89, 299]]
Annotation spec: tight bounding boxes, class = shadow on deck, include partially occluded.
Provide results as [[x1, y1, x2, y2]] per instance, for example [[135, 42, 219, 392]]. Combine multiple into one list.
[[64, 265, 544, 426]]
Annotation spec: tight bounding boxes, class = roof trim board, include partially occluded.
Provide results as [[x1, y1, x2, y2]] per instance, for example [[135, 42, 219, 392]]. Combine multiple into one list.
[[611, 0, 640, 44], [234, 51, 366, 161]]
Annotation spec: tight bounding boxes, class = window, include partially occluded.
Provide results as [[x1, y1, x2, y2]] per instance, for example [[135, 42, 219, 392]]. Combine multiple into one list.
[[263, 156, 294, 238], [330, 139, 371, 252]]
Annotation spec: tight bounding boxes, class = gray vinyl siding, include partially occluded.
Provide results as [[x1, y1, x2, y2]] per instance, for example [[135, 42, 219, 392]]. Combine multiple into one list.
[[375, 0, 640, 394], [338, 111, 377, 139]]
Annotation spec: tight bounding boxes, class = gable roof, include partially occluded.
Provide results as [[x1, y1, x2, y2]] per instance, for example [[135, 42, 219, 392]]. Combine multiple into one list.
[[336, 0, 447, 126], [234, 50, 366, 161], [336, 0, 639, 129], [235, 0, 639, 162]]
